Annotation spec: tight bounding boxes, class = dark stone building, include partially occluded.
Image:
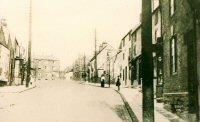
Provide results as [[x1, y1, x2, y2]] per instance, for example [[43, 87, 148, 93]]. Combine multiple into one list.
[[161, 0, 200, 120]]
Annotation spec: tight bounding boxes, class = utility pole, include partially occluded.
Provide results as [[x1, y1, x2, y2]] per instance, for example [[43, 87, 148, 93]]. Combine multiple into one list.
[[107, 50, 111, 87], [141, 0, 154, 122], [94, 29, 98, 82], [26, 0, 32, 87], [83, 54, 86, 81]]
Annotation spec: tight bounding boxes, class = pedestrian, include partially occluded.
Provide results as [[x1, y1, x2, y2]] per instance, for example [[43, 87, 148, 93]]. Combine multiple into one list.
[[116, 75, 121, 91], [101, 74, 105, 87]]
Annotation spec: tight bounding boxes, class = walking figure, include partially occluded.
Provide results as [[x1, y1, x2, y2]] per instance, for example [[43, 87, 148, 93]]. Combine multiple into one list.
[[101, 74, 105, 87], [116, 75, 121, 91]]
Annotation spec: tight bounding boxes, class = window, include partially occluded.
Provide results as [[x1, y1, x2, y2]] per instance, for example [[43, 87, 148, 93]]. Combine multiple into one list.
[[171, 25, 174, 36], [123, 53, 125, 60], [135, 33, 137, 42], [123, 69, 124, 81], [170, 0, 176, 16], [170, 35, 177, 74], [155, 29, 158, 43], [154, 11, 158, 25], [123, 39, 125, 47], [133, 45, 136, 56], [125, 66, 127, 81], [129, 67, 131, 80], [132, 34, 136, 42]]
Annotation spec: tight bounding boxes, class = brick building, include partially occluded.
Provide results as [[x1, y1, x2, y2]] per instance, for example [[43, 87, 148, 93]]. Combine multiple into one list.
[[161, 0, 200, 120], [32, 55, 60, 80]]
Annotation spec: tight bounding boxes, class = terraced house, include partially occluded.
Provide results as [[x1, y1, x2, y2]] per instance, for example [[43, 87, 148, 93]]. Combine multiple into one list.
[[0, 19, 25, 86]]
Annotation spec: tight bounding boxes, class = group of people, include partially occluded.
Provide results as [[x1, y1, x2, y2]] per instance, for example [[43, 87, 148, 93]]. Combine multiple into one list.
[[100, 74, 121, 91]]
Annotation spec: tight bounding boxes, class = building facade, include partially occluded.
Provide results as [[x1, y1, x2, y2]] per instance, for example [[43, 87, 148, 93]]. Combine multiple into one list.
[[161, 0, 200, 120], [88, 42, 115, 83], [129, 24, 142, 87], [0, 19, 24, 86], [120, 30, 132, 86], [0, 26, 10, 85], [33, 55, 60, 80], [151, 0, 163, 100]]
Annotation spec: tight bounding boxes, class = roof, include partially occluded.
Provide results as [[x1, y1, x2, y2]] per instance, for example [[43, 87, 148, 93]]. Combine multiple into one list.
[[90, 45, 108, 62], [0, 26, 6, 47], [34, 55, 59, 61], [89, 42, 115, 62], [2, 25, 9, 45], [131, 23, 141, 34], [122, 29, 132, 40]]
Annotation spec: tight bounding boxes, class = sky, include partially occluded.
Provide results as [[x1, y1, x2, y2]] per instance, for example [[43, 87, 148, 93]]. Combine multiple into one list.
[[0, 0, 141, 70]]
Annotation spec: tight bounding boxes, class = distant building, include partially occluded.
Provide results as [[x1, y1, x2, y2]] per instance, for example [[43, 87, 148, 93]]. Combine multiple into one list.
[[113, 45, 123, 84], [88, 42, 115, 83], [120, 30, 132, 87], [32, 55, 60, 80], [59, 71, 66, 80], [129, 24, 142, 87], [73, 55, 90, 81]]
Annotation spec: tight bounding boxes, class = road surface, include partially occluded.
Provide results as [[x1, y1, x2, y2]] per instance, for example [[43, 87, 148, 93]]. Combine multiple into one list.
[[0, 79, 132, 122]]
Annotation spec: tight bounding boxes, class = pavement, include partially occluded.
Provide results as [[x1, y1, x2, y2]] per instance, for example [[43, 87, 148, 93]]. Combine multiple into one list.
[[83, 81, 186, 122], [0, 81, 36, 93]]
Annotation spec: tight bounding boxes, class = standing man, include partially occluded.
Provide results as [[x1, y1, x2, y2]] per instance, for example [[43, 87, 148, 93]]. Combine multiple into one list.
[[116, 75, 121, 91]]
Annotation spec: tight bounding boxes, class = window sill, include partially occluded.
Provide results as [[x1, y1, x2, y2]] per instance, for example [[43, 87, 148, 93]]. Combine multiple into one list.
[[172, 72, 177, 76]]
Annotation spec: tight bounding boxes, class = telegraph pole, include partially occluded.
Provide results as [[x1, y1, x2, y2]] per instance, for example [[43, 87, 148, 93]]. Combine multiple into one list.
[[83, 53, 86, 81], [141, 0, 154, 121], [107, 50, 111, 87], [26, 0, 32, 87], [94, 29, 98, 82]]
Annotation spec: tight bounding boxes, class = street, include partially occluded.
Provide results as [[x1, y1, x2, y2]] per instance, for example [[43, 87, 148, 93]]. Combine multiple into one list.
[[0, 79, 132, 122]]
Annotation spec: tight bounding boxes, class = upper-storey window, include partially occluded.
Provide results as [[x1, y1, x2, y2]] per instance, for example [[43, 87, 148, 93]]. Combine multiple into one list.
[[123, 39, 125, 47], [170, 35, 177, 74], [170, 25, 177, 74], [170, 0, 176, 16], [154, 10, 158, 25]]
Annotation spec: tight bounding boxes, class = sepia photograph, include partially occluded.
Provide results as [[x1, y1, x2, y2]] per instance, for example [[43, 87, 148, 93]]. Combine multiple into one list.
[[0, 0, 199, 122]]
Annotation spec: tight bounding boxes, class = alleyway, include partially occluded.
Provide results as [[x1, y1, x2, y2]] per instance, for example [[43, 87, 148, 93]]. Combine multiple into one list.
[[0, 79, 132, 122]]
